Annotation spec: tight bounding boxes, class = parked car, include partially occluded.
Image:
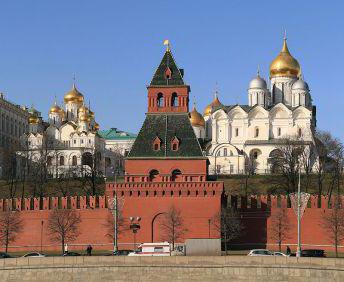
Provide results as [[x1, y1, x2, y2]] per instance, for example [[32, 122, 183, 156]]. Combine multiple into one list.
[[273, 252, 288, 257], [301, 249, 326, 257], [247, 249, 273, 256], [63, 252, 81, 256], [22, 252, 46, 258], [0, 252, 12, 258]]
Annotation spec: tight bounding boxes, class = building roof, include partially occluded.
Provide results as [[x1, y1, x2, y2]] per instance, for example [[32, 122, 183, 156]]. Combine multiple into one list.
[[150, 50, 185, 86], [98, 128, 137, 140], [127, 113, 205, 159]]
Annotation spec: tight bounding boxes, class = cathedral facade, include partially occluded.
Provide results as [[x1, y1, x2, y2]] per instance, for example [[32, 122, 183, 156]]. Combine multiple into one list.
[[189, 37, 316, 174], [18, 84, 105, 178]]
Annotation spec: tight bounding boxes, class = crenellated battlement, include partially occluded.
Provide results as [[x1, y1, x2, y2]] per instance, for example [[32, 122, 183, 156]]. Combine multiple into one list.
[[228, 194, 343, 210], [0, 195, 109, 212], [106, 181, 224, 198]]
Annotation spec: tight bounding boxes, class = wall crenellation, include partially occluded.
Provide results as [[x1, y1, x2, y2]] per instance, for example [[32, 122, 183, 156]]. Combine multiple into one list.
[[0, 195, 108, 212]]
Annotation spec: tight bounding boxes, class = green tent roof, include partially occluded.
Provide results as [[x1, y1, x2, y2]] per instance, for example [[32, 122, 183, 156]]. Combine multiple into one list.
[[98, 128, 137, 140]]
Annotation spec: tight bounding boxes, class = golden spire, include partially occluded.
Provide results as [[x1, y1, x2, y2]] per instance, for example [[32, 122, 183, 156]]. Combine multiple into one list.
[[163, 39, 170, 51], [204, 83, 223, 117]]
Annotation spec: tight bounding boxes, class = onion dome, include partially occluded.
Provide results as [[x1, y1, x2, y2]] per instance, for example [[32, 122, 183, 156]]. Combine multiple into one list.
[[94, 122, 100, 131], [64, 83, 84, 104], [78, 105, 89, 114], [204, 93, 222, 117], [78, 111, 90, 122], [292, 78, 309, 91], [249, 72, 267, 89], [270, 38, 300, 78], [49, 102, 62, 114], [190, 104, 205, 127], [28, 107, 40, 124], [28, 114, 39, 125]]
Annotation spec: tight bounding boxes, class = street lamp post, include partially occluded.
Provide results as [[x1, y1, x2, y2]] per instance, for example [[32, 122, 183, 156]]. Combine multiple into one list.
[[129, 216, 141, 251]]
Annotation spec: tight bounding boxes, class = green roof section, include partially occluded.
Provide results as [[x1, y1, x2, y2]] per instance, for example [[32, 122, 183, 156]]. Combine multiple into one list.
[[128, 114, 204, 158], [98, 128, 137, 140], [150, 50, 185, 86]]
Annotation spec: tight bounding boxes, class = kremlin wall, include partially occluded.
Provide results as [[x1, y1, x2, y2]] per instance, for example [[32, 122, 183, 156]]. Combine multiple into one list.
[[0, 194, 342, 253]]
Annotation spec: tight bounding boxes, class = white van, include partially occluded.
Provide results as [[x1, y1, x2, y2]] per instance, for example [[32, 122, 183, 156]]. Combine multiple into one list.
[[128, 242, 171, 256]]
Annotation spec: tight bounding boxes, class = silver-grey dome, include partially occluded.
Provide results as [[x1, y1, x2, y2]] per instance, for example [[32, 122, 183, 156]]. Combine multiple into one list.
[[249, 75, 267, 89], [292, 79, 309, 91]]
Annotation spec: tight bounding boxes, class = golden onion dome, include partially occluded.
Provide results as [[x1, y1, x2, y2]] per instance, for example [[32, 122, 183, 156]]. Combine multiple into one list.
[[49, 102, 62, 114], [270, 38, 300, 78], [78, 112, 90, 122], [64, 83, 84, 104], [94, 122, 100, 131], [28, 114, 39, 125], [204, 94, 222, 117], [190, 104, 205, 127], [78, 105, 89, 114]]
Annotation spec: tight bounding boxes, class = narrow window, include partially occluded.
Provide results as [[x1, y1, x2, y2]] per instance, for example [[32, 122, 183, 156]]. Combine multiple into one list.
[[157, 93, 164, 107], [72, 155, 77, 166], [298, 128, 302, 137], [171, 93, 179, 107], [255, 128, 259, 138], [278, 127, 281, 136], [224, 148, 227, 156], [59, 156, 65, 166], [235, 128, 239, 137]]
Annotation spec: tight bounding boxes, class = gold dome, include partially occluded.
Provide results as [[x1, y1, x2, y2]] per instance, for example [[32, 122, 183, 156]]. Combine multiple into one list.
[[190, 105, 205, 127], [270, 38, 300, 78], [94, 122, 100, 131], [78, 105, 89, 114], [28, 115, 39, 125], [64, 83, 84, 104], [79, 111, 90, 122], [204, 94, 222, 116], [49, 102, 62, 114]]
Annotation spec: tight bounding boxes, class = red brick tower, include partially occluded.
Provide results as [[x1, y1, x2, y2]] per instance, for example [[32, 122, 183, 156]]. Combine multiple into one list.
[[106, 45, 224, 248]]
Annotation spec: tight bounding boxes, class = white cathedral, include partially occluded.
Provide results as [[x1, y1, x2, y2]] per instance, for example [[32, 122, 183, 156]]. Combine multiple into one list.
[[19, 84, 105, 177], [189, 37, 316, 174]]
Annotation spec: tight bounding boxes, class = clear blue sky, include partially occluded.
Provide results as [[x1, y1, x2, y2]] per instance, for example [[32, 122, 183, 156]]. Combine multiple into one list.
[[0, 0, 343, 140]]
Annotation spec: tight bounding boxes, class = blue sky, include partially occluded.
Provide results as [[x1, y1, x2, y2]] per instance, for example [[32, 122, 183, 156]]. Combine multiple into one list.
[[0, 0, 343, 140]]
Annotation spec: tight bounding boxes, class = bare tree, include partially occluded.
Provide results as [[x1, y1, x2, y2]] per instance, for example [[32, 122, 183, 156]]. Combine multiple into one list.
[[268, 136, 306, 194], [212, 207, 244, 255], [0, 211, 23, 252], [47, 209, 81, 254], [322, 197, 344, 257], [160, 206, 188, 250], [270, 209, 291, 252]]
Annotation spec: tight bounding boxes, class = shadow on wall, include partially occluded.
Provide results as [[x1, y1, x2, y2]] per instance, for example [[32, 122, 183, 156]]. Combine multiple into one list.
[[228, 195, 270, 250]]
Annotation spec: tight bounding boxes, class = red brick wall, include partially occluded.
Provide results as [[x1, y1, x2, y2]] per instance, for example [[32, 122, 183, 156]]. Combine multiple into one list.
[[2, 194, 344, 253]]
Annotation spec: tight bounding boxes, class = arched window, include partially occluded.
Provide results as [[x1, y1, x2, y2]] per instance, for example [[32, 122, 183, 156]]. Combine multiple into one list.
[[72, 155, 77, 166], [149, 169, 159, 182], [253, 152, 258, 159], [59, 156, 65, 166], [223, 148, 227, 156], [171, 93, 179, 107], [171, 136, 180, 151], [153, 136, 161, 151], [171, 169, 182, 182], [255, 127, 259, 138], [157, 93, 164, 107]]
